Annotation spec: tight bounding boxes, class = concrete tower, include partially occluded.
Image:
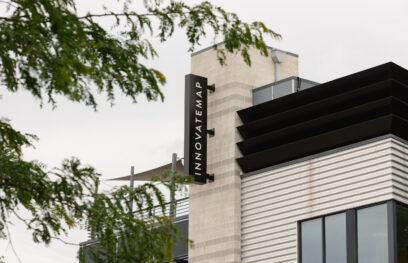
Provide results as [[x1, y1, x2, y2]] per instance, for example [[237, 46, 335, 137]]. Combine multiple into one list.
[[188, 46, 299, 263]]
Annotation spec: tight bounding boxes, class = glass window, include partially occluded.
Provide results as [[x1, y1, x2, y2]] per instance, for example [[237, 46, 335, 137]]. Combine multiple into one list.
[[325, 213, 347, 263], [252, 86, 272, 105], [273, 80, 292, 99], [301, 218, 323, 263], [357, 204, 388, 263], [397, 204, 408, 263]]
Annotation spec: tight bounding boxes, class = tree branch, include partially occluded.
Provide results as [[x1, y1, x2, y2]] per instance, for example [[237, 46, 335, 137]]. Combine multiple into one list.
[[5, 224, 22, 263], [51, 236, 79, 246], [77, 11, 184, 20], [0, 0, 17, 9]]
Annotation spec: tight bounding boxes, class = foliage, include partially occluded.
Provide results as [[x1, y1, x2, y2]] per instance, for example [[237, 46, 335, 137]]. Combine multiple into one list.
[[0, 0, 279, 262], [81, 171, 190, 263], [1, 118, 190, 262], [0, 118, 98, 244], [0, 0, 280, 108]]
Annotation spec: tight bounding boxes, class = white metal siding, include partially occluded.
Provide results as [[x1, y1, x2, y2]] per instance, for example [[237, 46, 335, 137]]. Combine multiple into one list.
[[391, 139, 408, 204], [241, 137, 405, 263]]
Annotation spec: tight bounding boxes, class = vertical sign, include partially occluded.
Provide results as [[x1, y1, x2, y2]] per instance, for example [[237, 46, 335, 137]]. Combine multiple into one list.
[[184, 74, 208, 184]]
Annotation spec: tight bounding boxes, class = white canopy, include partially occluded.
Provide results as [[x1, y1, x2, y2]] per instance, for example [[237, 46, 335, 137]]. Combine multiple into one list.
[[108, 159, 184, 182]]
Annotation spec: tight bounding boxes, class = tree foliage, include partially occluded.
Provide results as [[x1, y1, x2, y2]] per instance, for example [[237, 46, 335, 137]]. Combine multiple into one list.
[[1, 117, 190, 262], [0, 0, 279, 262], [80, 171, 190, 262], [0, 118, 97, 244], [0, 0, 280, 108]]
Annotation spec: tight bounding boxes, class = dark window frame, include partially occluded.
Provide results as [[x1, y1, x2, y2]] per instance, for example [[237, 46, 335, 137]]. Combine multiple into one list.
[[393, 200, 408, 263], [298, 200, 398, 263]]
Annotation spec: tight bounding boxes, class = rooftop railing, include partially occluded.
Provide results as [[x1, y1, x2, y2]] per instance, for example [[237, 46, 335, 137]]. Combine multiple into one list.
[[137, 197, 189, 221], [82, 197, 189, 246]]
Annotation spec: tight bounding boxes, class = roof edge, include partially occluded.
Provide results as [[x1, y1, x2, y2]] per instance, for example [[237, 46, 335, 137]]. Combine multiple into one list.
[[190, 42, 298, 57]]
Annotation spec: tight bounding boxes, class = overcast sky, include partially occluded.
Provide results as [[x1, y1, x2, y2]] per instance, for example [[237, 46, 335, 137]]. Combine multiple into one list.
[[1, 0, 408, 262]]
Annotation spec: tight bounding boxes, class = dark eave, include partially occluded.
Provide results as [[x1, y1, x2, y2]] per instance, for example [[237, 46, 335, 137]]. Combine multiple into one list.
[[237, 62, 408, 124], [237, 62, 408, 174]]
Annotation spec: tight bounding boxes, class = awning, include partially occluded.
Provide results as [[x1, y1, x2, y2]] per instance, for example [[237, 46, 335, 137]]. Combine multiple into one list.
[[108, 159, 184, 182]]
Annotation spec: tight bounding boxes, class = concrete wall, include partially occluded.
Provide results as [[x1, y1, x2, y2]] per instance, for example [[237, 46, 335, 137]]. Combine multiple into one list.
[[241, 136, 408, 263], [188, 45, 298, 263]]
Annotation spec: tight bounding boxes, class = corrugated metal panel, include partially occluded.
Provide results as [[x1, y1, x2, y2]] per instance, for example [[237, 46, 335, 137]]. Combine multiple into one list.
[[241, 138, 405, 263], [392, 139, 408, 204]]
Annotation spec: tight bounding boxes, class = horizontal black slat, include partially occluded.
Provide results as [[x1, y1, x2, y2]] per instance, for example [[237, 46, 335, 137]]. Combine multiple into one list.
[[236, 63, 408, 174], [238, 97, 408, 155], [392, 115, 408, 139], [238, 79, 401, 140], [238, 62, 408, 124], [237, 115, 408, 173]]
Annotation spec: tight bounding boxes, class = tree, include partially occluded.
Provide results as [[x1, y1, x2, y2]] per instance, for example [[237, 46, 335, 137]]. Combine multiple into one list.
[[0, 0, 280, 262]]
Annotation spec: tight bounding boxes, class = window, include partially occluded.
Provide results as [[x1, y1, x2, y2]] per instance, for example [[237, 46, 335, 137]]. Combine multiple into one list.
[[301, 218, 323, 263], [252, 85, 272, 105], [273, 80, 292, 99], [299, 203, 391, 263], [325, 213, 347, 263], [300, 213, 347, 263], [299, 201, 408, 263], [357, 204, 388, 263]]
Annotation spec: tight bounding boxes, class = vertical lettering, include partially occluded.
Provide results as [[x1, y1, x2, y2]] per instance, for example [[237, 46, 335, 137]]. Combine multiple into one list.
[[185, 75, 207, 183], [195, 162, 201, 171]]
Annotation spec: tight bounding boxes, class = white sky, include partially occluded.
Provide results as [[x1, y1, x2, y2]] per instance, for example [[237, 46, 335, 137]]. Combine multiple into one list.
[[1, 0, 408, 262]]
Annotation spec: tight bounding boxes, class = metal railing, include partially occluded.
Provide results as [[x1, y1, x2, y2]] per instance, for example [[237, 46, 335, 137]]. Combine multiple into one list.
[[83, 197, 189, 245], [136, 197, 189, 221]]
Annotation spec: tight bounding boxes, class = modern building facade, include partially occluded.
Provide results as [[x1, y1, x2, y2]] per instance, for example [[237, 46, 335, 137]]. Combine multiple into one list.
[[82, 45, 408, 263], [187, 46, 408, 263], [237, 62, 408, 263]]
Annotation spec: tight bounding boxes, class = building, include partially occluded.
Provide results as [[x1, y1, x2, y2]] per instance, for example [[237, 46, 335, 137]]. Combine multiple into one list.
[[82, 45, 408, 263], [187, 46, 408, 263]]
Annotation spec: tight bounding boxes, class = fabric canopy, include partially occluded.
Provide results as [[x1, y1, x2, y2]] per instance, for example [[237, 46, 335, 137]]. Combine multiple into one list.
[[108, 159, 184, 182]]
